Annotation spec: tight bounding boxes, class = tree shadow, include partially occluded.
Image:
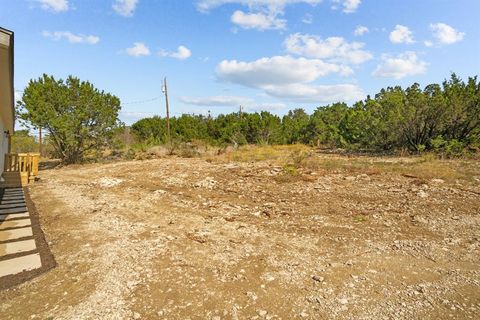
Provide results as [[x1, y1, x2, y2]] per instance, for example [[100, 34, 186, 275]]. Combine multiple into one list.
[[39, 159, 62, 171]]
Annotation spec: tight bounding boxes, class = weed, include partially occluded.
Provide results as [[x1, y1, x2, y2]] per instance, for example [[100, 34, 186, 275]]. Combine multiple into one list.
[[353, 214, 369, 223]]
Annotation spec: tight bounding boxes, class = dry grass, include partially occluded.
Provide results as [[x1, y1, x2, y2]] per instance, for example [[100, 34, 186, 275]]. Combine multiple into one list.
[[306, 155, 479, 185], [209, 145, 480, 186], [210, 144, 311, 163]]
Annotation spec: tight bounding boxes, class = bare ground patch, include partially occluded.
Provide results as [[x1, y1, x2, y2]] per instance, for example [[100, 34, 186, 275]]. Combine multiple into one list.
[[1, 152, 479, 319]]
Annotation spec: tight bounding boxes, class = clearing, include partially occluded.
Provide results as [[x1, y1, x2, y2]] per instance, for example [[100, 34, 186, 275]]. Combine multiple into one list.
[[1, 146, 479, 319]]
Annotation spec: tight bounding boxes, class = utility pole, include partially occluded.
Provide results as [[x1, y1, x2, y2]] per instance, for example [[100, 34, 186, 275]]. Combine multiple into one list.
[[239, 105, 243, 119], [39, 127, 42, 156], [162, 77, 171, 143]]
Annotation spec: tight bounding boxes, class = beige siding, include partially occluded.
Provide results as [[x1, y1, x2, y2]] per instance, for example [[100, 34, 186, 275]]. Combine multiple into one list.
[[0, 28, 14, 179]]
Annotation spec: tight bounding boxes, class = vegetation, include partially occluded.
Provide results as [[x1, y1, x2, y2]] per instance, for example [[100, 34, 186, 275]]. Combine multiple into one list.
[[130, 74, 479, 157], [212, 144, 479, 185], [17, 74, 122, 164], [17, 73, 478, 162], [10, 130, 38, 153]]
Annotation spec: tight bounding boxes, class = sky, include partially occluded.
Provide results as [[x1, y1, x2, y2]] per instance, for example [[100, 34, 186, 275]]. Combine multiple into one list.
[[1, 0, 479, 125]]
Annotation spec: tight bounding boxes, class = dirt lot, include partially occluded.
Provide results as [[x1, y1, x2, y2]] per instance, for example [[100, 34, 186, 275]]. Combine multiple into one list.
[[1, 147, 479, 319]]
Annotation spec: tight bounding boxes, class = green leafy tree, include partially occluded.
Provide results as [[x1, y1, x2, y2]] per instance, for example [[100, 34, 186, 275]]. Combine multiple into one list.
[[282, 108, 310, 144], [131, 116, 167, 143], [442, 74, 480, 143], [401, 83, 447, 151], [244, 111, 282, 144], [10, 130, 38, 153], [17, 74, 121, 163], [307, 103, 349, 147]]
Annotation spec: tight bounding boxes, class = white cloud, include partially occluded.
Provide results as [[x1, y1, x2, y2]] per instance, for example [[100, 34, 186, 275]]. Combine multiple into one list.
[[216, 55, 362, 103], [113, 0, 139, 17], [373, 51, 427, 79], [34, 0, 69, 12], [231, 10, 285, 30], [389, 25, 414, 44], [159, 45, 192, 60], [126, 42, 151, 57], [180, 95, 253, 106], [196, 0, 321, 13], [217, 55, 352, 88], [42, 31, 100, 44], [424, 40, 433, 47], [181, 96, 290, 111], [331, 0, 361, 13], [429, 23, 465, 45], [263, 83, 364, 103], [284, 33, 372, 65], [246, 102, 286, 111], [197, 0, 322, 31], [354, 25, 368, 36], [302, 13, 313, 24]]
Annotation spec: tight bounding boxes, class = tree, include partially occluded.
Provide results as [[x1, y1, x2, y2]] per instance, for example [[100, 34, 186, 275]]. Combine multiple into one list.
[[244, 112, 282, 144], [442, 74, 480, 142], [401, 83, 446, 151], [131, 116, 167, 143], [307, 103, 349, 147], [17, 74, 121, 164], [282, 108, 310, 144], [10, 130, 38, 153]]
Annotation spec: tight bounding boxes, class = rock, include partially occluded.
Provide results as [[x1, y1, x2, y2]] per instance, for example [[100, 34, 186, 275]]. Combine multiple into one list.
[[357, 174, 371, 181], [153, 189, 167, 195], [431, 178, 445, 184], [344, 176, 356, 182], [339, 298, 349, 305], [194, 177, 218, 189], [133, 312, 141, 319], [312, 275, 325, 282], [246, 291, 258, 301], [97, 177, 123, 187], [263, 274, 275, 282], [417, 190, 428, 198], [299, 311, 309, 317], [257, 310, 268, 317]]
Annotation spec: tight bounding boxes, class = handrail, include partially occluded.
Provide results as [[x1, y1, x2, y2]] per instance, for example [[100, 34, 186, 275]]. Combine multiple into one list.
[[4, 153, 40, 176]]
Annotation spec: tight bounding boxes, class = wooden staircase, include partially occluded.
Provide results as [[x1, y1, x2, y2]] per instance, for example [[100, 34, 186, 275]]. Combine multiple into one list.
[[1, 153, 39, 188]]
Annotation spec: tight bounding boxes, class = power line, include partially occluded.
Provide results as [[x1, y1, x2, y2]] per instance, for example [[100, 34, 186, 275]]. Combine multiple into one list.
[[121, 96, 161, 105]]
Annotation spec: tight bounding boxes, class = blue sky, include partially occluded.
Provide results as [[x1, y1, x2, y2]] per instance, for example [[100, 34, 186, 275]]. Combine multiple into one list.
[[2, 0, 479, 124]]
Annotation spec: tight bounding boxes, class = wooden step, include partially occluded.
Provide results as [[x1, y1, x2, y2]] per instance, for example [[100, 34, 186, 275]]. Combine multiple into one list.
[[1, 172, 30, 187]]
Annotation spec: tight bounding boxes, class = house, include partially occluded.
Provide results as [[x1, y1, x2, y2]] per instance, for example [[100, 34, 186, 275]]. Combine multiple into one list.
[[0, 28, 39, 187], [0, 27, 15, 180]]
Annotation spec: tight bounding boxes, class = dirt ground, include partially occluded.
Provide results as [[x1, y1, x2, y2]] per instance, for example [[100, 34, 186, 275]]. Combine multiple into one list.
[[1, 149, 479, 319]]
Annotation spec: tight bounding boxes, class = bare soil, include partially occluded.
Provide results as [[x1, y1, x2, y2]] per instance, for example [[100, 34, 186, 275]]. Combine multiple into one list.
[[1, 152, 479, 319]]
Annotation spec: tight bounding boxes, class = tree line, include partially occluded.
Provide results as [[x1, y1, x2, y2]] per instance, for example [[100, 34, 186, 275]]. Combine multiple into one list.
[[17, 73, 479, 164], [131, 73, 479, 155]]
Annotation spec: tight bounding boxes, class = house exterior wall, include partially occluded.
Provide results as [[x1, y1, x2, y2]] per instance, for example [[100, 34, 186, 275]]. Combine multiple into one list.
[[0, 121, 6, 178], [0, 27, 14, 179]]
